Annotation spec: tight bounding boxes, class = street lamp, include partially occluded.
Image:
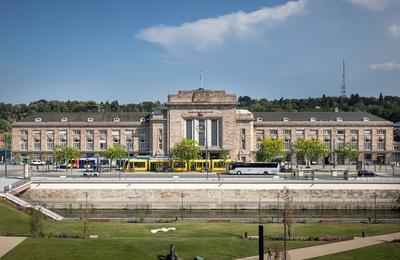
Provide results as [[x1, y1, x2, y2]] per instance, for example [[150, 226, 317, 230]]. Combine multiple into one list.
[[180, 193, 184, 221], [373, 192, 377, 224], [277, 192, 281, 223]]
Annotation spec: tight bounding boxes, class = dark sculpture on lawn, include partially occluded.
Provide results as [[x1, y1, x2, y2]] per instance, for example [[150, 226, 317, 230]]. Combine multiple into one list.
[[165, 244, 179, 260]]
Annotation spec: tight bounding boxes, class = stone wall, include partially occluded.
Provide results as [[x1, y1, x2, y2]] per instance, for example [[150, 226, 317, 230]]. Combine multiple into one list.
[[23, 182, 400, 210]]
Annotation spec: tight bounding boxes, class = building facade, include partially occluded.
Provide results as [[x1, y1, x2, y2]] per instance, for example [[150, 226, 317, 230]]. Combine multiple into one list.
[[12, 89, 394, 165]]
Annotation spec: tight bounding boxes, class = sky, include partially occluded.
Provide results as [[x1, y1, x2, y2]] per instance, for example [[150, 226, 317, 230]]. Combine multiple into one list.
[[0, 0, 399, 104]]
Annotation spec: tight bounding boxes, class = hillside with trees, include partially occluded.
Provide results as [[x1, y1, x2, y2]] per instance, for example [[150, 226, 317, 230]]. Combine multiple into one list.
[[0, 93, 399, 134]]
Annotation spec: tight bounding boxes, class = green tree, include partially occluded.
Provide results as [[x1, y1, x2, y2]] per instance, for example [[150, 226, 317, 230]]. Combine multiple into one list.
[[0, 119, 11, 133], [256, 139, 285, 162], [54, 145, 80, 173], [30, 208, 43, 239], [170, 139, 201, 166], [336, 142, 359, 169], [102, 144, 128, 172], [292, 139, 329, 167]]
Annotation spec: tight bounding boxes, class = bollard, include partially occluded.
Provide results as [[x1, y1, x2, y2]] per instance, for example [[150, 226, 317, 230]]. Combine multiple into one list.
[[362, 231, 365, 237], [259, 225, 264, 260], [244, 232, 248, 239]]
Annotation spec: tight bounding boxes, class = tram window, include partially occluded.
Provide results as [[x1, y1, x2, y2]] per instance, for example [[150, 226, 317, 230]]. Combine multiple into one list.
[[134, 162, 146, 168]]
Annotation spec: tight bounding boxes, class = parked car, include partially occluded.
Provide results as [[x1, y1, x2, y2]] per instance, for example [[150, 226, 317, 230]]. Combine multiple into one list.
[[357, 170, 376, 177], [30, 159, 46, 166], [83, 171, 99, 177]]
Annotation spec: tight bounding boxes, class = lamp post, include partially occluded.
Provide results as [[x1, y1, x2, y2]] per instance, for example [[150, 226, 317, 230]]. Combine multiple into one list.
[[180, 193, 184, 221], [277, 192, 281, 223], [374, 194, 377, 223]]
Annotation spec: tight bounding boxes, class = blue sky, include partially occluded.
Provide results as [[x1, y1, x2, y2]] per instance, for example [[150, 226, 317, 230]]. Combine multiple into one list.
[[0, 0, 399, 104]]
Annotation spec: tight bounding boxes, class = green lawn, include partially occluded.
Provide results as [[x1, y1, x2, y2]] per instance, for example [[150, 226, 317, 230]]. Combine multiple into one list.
[[312, 242, 400, 260], [1, 201, 400, 259]]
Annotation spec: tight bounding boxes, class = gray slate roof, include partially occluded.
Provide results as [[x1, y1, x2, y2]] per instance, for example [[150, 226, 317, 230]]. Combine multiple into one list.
[[17, 112, 149, 123], [253, 112, 387, 122]]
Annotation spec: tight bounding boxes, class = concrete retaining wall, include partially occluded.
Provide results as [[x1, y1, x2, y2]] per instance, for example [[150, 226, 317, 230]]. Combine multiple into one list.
[[23, 182, 400, 210]]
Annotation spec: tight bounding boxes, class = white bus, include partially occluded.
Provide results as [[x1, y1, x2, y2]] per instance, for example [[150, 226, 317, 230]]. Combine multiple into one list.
[[228, 162, 280, 175]]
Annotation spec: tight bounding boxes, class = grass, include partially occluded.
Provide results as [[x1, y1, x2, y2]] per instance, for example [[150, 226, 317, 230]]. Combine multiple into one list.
[[1, 201, 400, 259], [311, 241, 400, 260]]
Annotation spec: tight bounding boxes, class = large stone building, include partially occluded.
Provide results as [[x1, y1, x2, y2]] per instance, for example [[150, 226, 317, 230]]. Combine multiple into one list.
[[12, 89, 394, 165]]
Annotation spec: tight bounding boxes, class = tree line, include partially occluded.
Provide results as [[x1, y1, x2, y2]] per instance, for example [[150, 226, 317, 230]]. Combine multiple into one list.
[[1, 92, 399, 134]]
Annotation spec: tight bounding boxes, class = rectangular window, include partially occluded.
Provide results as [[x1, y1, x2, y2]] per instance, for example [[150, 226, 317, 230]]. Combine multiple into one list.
[[86, 139, 94, 151], [138, 129, 146, 135], [34, 139, 41, 151], [20, 130, 28, 136], [284, 139, 291, 151], [99, 140, 107, 150], [139, 139, 147, 150], [283, 129, 291, 136], [256, 141, 262, 150], [73, 139, 81, 150], [125, 130, 133, 136], [126, 139, 133, 151], [377, 139, 385, 150], [296, 129, 304, 137], [86, 130, 94, 136], [309, 130, 318, 137], [351, 139, 358, 149], [350, 130, 358, 136], [377, 129, 385, 135], [20, 140, 28, 151], [211, 119, 218, 146], [323, 130, 331, 136], [324, 139, 331, 150], [337, 130, 344, 135], [336, 139, 344, 149], [364, 139, 371, 150], [112, 130, 120, 136], [364, 130, 372, 135], [72, 130, 80, 136], [269, 129, 278, 136], [158, 128, 163, 150], [33, 130, 41, 136], [198, 119, 206, 146], [60, 138, 67, 147], [47, 139, 54, 151], [99, 130, 107, 136], [241, 129, 246, 150], [186, 120, 193, 140]]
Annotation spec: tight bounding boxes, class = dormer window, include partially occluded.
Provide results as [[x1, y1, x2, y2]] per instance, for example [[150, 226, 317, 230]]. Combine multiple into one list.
[[114, 117, 120, 122], [282, 117, 289, 122], [139, 117, 145, 122], [336, 117, 342, 122], [87, 118, 94, 122], [363, 117, 369, 122], [35, 118, 42, 122], [310, 117, 316, 122], [256, 117, 262, 122], [61, 117, 68, 122]]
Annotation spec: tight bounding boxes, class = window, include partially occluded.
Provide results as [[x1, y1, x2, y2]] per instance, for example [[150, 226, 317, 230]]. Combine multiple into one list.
[[351, 139, 358, 149], [198, 120, 206, 146], [282, 117, 289, 122], [283, 129, 291, 136], [112, 130, 120, 136], [35, 118, 42, 122], [126, 139, 133, 151], [158, 128, 163, 150], [113, 137, 120, 145], [350, 130, 358, 136], [241, 129, 246, 150], [87, 117, 94, 122], [33, 138, 41, 150], [296, 129, 304, 137], [86, 139, 94, 151], [363, 117, 369, 122], [47, 154, 54, 163], [186, 120, 193, 140], [324, 139, 331, 150], [336, 117, 342, 122], [256, 141, 262, 150], [364, 130, 372, 135], [310, 117, 316, 122], [73, 138, 81, 150], [364, 139, 371, 150], [99, 140, 107, 150], [140, 117, 145, 122], [114, 117, 120, 122], [284, 139, 291, 151], [46, 130, 54, 136], [33, 130, 41, 136], [377, 129, 385, 136], [336, 139, 344, 149], [20, 140, 28, 151], [337, 130, 344, 135], [47, 138, 54, 151], [256, 117, 262, 122], [269, 129, 278, 136], [20, 130, 28, 136], [377, 139, 385, 150], [139, 139, 147, 150], [73, 130, 80, 136], [256, 130, 265, 140], [138, 129, 146, 135], [86, 130, 94, 136], [211, 119, 218, 146], [309, 130, 318, 136], [61, 117, 67, 122], [125, 130, 133, 137], [60, 138, 67, 147]]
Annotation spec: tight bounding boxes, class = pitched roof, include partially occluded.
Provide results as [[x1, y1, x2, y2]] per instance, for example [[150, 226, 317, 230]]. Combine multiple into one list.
[[253, 112, 388, 122], [17, 112, 149, 123]]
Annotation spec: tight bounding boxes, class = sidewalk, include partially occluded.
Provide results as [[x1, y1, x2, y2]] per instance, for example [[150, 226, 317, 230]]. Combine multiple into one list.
[[0, 236, 26, 257], [237, 232, 400, 260]]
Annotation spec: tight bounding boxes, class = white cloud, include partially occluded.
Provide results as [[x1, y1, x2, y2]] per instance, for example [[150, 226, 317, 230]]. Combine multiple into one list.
[[136, 0, 307, 57], [389, 24, 400, 39], [369, 62, 400, 70], [349, 0, 397, 10]]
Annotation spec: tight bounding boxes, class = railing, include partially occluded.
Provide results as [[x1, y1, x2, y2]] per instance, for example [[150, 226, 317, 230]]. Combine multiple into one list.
[[3, 177, 31, 193]]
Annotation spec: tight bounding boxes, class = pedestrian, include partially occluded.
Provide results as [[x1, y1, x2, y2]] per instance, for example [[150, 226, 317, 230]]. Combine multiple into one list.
[[267, 248, 272, 260], [217, 172, 220, 181]]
